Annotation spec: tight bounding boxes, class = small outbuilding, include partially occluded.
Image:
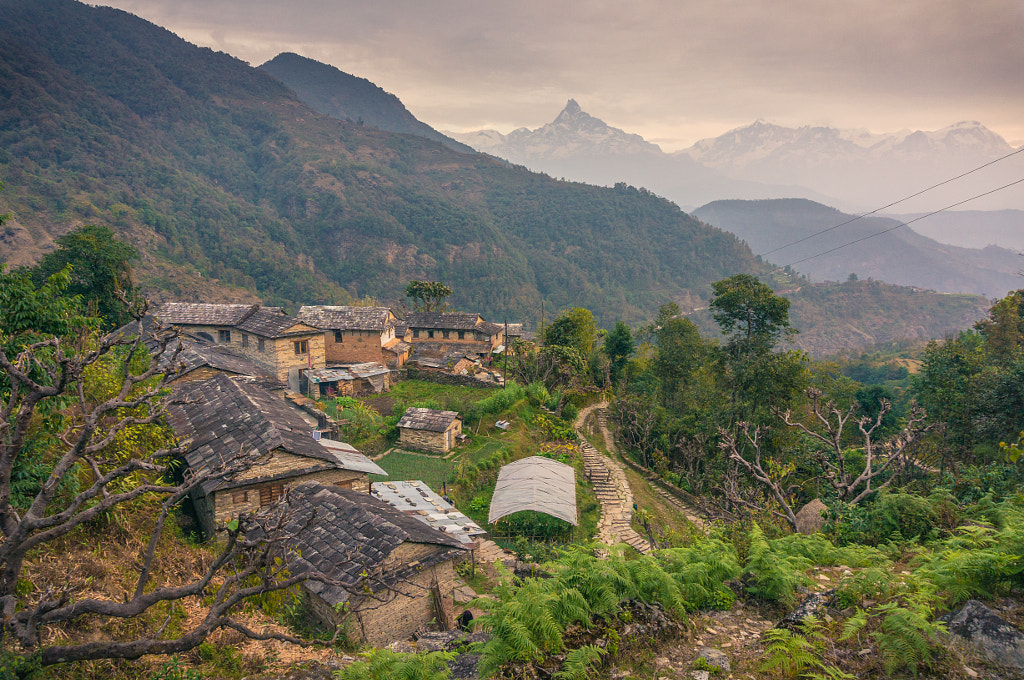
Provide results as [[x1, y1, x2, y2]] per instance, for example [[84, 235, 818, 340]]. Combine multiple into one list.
[[396, 407, 462, 454], [281, 482, 466, 645]]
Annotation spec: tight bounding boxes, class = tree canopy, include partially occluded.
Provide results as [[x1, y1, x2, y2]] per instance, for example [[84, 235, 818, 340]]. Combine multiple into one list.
[[404, 280, 453, 312]]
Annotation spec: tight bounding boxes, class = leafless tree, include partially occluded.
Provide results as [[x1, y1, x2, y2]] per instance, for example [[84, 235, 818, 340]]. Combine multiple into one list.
[[718, 423, 800, 530], [613, 393, 659, 469], [0, 318, 357, 667], [778, 389, 931, 504]]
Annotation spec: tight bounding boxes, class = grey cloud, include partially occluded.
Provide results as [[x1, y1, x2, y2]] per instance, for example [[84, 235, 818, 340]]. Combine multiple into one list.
[[101, 0, 1024, 146]]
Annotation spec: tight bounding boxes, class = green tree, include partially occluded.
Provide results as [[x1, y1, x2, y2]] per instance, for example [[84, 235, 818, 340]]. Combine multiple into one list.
[[603, 321, 634, 385], [710, 274, 794, 351], [543, 308, 597, 358], [404, 280, 453, 312], [651, 304, 705, 410], [32, 225, 138, 330], [709, 275, 805, 422]]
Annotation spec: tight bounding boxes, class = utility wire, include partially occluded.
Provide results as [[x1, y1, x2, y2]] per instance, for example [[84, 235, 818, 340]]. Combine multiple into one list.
[[763, 145, 1024, 257], [783, 176, 1024, 268]]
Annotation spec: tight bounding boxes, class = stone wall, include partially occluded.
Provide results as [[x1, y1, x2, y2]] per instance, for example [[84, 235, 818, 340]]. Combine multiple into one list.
[[205, 465, 368, 533], [353, 558, 455, 645], [234, 332, 326, 383], [399, 427, 450, 454], [404, 367, 501, 390], [324, 328, 387, 364]]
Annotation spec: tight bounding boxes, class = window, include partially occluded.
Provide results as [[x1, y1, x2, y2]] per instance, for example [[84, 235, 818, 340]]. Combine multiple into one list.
[[258, 338, 265, 352], [232, 489, 249, 504], [443, 330, 450, 339], [259, 483, 284, 507], [457, 331, 465, 340], [334, 331, 343, 343], [413, 329, 420, 338], [242, 334, 249, 348], [335, 479, 355, 490], [218, 329, 231, 343], [294, 340, 308, 355], [427, 330, 435, 339]]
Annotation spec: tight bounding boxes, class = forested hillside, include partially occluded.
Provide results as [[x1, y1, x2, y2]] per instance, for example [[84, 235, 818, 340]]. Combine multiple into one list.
[[0, 0, 757, 328], [0, 0, 994, 348]]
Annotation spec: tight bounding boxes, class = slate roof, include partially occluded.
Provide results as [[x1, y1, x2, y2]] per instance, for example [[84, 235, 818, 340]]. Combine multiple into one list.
[[154, 303, 265, 327], [505, 324, 537, 342], [167, 340, 279, 382], [281, 483, 465, 605], [297, 306, 395, 332], [405, 312, 504, 336], [396, 407, 461, 432], [168, 374, 358, 494], [236, 308, 315, 338]]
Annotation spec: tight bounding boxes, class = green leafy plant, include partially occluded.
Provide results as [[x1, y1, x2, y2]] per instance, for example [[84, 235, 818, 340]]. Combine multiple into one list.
[[742, 524, 811, 606], [336, 648, 454, 680], [553, 645, 606, 680], [761, 616, 853, 680], [840, 591, 946, 676]]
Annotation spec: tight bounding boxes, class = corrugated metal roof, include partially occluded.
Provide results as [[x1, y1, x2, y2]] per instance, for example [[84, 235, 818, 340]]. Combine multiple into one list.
[[372, 480, 485, 545], [488, 456, 578, 526], [319, 438, 388, 476], [305, 363, 390, 382]]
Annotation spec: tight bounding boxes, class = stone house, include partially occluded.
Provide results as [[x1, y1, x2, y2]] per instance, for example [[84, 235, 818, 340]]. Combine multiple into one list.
[[280, 482, 466, 646], [304, 362, 391, 398], [168, 373, 385, 536], [397, 407, 462, 454], [404, 312, 505, 355], [153, 303, 326, 389], [297, 305, 412, 369]]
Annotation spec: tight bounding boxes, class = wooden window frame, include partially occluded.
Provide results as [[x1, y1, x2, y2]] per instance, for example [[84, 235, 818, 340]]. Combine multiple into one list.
[[294, 340, 308, 355], [218, 329, 231, 343], [258, 338, 265, 352]]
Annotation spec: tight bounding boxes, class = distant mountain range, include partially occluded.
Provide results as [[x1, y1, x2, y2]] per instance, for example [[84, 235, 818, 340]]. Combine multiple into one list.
[[0, 0, 998, 353], [259, 53, 473, 154], [693, 199, 1022, 299], [447, 101, 1024, 217]]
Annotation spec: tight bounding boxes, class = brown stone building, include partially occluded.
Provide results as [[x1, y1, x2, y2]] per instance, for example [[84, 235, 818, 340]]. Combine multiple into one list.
[[168, 374, 385, 536], [297, 305, 412, 368], [397, 407, 463, 454], [404, 312, 505, 355], [153, 303, 326, 388], [304, 362, 391, 398], [281, 482, 465, 646]]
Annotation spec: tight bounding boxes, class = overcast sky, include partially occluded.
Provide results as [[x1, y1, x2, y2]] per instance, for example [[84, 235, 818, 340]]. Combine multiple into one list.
[[101, 0, 1024, 151]]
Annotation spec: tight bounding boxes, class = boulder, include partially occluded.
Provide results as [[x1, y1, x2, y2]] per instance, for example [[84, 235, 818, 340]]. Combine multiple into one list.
[[778, 590, 834, 629], [794, 498, 829, 534], [944, 599, 1024, 669], [696, 647, 730, 673]]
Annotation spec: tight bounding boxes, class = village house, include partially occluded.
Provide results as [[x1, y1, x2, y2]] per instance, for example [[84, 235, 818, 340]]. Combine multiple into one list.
[[279, 482, 465, 645], [153, 303, 326, 390], [168, 373, 385, 536], [297, 305, 412, 369], [397, 407, 463, 454], [304, 362, 391, 398], [404, 312, 505, 356]]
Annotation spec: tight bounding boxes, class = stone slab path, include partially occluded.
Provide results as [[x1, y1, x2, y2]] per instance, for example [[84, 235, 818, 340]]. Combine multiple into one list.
[[575, 403, 652, 553]]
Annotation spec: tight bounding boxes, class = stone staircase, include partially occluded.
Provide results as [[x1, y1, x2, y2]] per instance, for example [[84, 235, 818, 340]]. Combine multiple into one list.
[[576, 404, 652, 554]]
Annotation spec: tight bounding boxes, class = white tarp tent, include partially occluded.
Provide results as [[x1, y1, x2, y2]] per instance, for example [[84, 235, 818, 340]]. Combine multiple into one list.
[[488, 456, 578, 526]]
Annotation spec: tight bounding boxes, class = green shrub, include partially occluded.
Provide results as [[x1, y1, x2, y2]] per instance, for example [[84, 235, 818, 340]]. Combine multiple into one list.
[[337, 649, 454, 680], [742, 524, 811, 606]]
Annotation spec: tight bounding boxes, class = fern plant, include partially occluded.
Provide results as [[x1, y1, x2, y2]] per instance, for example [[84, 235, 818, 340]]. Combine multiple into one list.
[[743, 524, 811, 606], [760, 616, 853, 680], [337, 649, 454, 680], [553, 645, 606, 680], [840, 592, 946, 677]]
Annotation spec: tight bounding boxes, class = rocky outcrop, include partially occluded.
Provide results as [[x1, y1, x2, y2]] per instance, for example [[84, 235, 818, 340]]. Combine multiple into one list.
[[943, 599, 1024, 669]]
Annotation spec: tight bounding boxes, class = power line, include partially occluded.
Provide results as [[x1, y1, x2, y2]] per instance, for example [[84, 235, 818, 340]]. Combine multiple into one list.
[[782, 176, 1024, 268], [763, 145, 1024, 257]]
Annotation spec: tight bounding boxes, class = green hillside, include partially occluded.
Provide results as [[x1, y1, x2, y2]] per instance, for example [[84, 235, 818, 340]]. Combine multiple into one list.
[[0, 0, 758, 327], [0, 0, 992, 346]]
